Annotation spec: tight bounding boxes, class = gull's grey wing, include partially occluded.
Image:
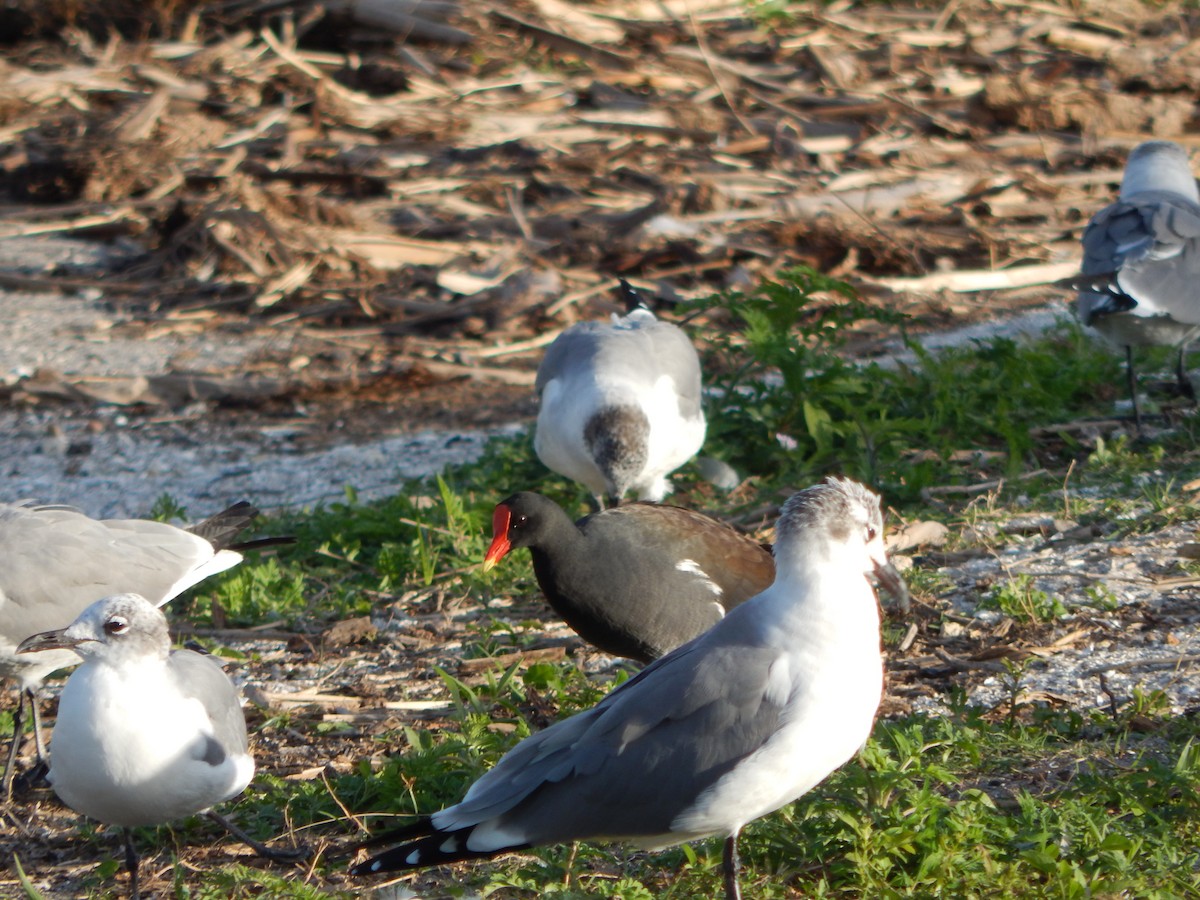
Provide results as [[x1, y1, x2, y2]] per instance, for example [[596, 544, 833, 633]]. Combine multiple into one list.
[[0, 508, 184, 638], [634, 319, 703, 420], [535, 323, 607, 395], [1078, 192, 1200, 327], [537, 317, 702, 420], [167, 648, 249, 762], [436, 631, 788, 844], [97, 518, 233, 594], [0, 503, 240, 640]]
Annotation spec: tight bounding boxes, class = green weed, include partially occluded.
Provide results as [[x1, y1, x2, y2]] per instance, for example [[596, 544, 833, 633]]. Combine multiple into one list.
[[981, 575, 1068, 623], [686, 268, 1125, 502]]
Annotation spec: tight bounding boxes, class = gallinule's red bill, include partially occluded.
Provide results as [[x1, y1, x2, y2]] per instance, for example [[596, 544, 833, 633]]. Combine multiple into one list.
[[482, 491, 775, 662], [534, 281, 706, 507], [352, 478, 910, 900]]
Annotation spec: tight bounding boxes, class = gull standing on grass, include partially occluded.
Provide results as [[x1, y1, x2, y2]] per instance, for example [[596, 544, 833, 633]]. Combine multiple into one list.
[[0, 500, 278, 799], [17, 593, 296, 899], [533, 281, 706, 507], [351, 477, 908, 899], [1074, 140, 1200, 428]]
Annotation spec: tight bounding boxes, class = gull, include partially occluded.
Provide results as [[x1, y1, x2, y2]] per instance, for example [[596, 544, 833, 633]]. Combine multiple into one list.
[[0, 500, 276, 798], [534, 281, 706, 507], [17, 593, 262, 899], [351, 477, 908, 898], [1074, 140, 1200, 428], [482, 491, 775, 661]]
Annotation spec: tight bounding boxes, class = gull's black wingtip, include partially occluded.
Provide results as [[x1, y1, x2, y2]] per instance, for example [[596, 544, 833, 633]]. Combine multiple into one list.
[[348, 817, 437, 876], [349, 827, 531, 877], [348, 836, 417, 877], [226, 535, 297, 553], [1057, 270, 1129, 301], [350, 841, 434, 877], [348, 855, 386, 877], [187, 501, 261, 545], [617, 278, 653, 314]]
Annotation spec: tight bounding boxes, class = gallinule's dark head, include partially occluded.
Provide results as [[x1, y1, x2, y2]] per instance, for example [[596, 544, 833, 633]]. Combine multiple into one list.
[[482, 492, 572, 570]]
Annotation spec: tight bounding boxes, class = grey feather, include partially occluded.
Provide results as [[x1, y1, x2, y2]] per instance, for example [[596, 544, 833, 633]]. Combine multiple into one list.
[[441, 637, 784, 843], [167, 649, 250, 761], [1076, 141, 1200, 344], [537, 315, 703, 420]]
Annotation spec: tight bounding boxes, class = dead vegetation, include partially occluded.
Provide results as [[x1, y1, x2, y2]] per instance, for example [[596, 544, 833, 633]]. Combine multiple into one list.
[[2, 0, 1199, 412]]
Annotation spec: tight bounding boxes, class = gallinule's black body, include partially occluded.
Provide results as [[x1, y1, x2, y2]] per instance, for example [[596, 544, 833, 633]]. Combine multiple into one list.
[[483, 491, 775, 661]]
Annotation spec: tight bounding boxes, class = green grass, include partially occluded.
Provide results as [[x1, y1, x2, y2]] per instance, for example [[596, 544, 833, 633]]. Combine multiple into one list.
[[980, 576, 1069, 624], [680, 268, 1137, 502], [26, 268, 1200, 898], [332, 688, 1200, 899]]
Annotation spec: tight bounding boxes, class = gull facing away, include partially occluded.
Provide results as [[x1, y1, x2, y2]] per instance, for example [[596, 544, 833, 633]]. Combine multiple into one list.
[[16, 593, 278, 899], [482, 491, 775, 661], [352, 478, 908, 898], [0, 500, 275, 798], [534, 281, 706, 506], [1074, 140, 1200, 427]]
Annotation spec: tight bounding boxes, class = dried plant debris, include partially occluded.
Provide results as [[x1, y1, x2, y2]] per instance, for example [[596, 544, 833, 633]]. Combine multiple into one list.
[[0, 0, 1197, 414], [0, 1, 1197, 348]]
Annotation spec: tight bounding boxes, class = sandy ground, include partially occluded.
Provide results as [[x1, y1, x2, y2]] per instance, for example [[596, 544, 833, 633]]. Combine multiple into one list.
[[0, 236, 531, 515]]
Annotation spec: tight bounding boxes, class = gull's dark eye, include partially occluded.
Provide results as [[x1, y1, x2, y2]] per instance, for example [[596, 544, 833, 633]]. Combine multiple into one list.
[[865, 525, 878, 542], [104, 617, 129, 636]]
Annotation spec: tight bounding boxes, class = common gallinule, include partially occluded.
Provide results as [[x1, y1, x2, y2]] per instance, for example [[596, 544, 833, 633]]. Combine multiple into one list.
[[482, 490, 775, 661], [0, 500, 278, 798], [351, 478, 909, 900], [533, 281, 706, 507], [18, 593, 298, 898], [1073, 140, 1200, 428]]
